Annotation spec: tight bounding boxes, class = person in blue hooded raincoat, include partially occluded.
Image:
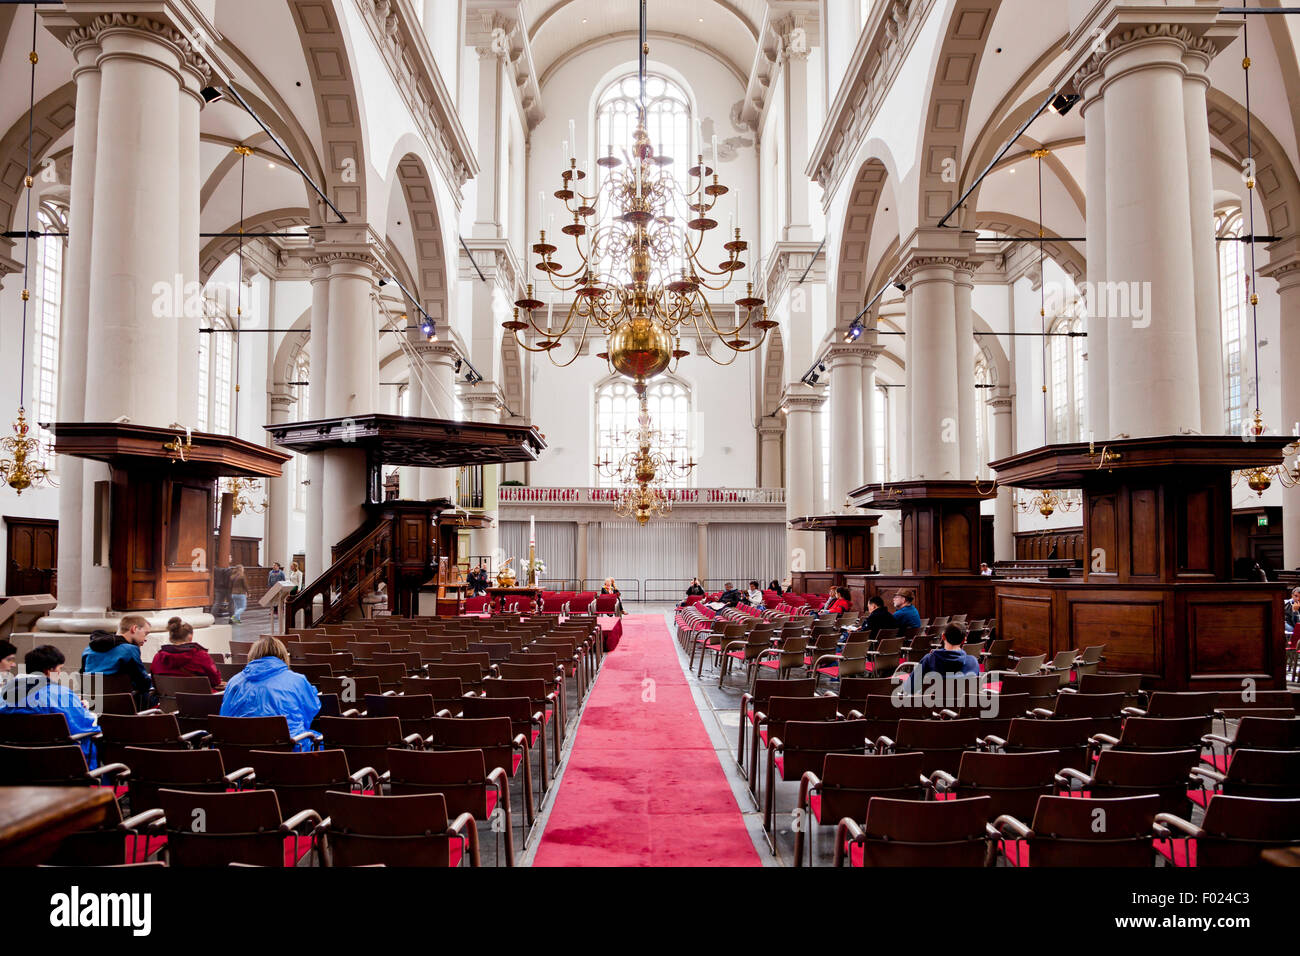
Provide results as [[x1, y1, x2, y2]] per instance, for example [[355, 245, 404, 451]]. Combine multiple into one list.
[[219, 635, 321, 750], [1, 645, 101, 768]]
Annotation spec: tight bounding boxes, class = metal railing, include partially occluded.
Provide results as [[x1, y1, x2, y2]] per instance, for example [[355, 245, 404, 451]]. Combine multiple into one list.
[[499, 486, 786, 505]]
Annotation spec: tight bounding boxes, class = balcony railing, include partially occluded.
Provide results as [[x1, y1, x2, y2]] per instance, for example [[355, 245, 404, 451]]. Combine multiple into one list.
[[498, 486, 786, 505]]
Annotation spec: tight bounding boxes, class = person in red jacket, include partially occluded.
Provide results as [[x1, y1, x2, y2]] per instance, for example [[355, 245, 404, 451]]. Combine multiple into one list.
[[149, 617, 223, 689]]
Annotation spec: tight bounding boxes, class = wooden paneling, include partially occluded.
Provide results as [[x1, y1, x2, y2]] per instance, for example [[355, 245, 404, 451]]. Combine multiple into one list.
[[1129, 487, 1160, 578], [994, 589, 1054, 656], [1179, 486, 1215, 575], [112, 473, 215, 611], [1069, 596, 1162, 677], [1088, 495, 1118, 577], [939, 511, 971, 572], [1185, 597, 1273, 678], [4, 517, 56, 597], [1014, 527, 1084, 562]]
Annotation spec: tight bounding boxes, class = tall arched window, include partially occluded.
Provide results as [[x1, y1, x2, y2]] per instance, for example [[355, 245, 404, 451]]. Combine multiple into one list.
[[594, 376, 692, 487], [1047, 313, 1086, 442], [1218, 210, 1246, 434], [595, 72, 692, 284], [32, 206, 65, 450], [196, 300, 236, 435]]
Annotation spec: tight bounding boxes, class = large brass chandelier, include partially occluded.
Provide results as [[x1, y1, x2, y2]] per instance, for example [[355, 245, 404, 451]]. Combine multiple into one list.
[[616, 480, 672, 525], [222, 476, 267, 516], [509, 0, 771, 386]]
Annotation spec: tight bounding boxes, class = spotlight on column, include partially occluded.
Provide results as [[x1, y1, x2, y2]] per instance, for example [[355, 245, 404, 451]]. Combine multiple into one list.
[[200, 86, 225, 104], [1049, 93, 1080, 116], [843, 320, 863, 343], [893, 281, 907, 292], [454, 358, 463, 374], [420, 316, 436, 340], [378, 277, 390, 287]]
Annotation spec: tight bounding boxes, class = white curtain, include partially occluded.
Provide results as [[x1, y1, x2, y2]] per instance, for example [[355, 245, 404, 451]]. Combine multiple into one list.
[[588, 520, 697, 598], [707, 523, 786, 588], [499, 521, 578, 584]]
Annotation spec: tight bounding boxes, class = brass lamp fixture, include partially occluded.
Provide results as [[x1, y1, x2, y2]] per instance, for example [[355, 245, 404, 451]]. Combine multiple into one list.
[[1013, 488, 1081, 519], [2, 10, 55, 495], [1231, 412, 1300, 496], [509, 0, 771, 388], [222, 476, 267, 516]]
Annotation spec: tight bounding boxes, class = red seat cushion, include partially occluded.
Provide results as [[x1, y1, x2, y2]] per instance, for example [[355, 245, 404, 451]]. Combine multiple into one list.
[[1000, 839, 1029, 867], [817, 666, 839, 678], [1202, 752, 1231, 773], [1154, 839, 1196, 867], [810, 793, 823, 823], [283, 834, 313, 867], [512, 752, 523, 774], [125, 834, 167, 864]]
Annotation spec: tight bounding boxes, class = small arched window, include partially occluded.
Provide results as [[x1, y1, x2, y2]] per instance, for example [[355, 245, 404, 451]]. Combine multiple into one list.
[[594, 376, 693, 487], [1218, 210, 1246, 434]]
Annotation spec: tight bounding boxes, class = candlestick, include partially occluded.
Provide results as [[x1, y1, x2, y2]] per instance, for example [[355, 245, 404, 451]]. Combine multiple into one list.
[[712, 134, 718, 164], [538, 191, 544, 232], [568, 119, 576, 153]]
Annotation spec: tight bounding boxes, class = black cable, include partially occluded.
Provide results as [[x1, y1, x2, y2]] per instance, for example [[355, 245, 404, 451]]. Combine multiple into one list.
[[1243, 1, 1262, 428], [18, 4, 36, 410]]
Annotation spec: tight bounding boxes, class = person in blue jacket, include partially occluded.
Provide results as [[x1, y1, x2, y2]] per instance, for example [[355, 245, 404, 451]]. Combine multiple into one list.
[[1, 645, 101, 768], [902, 624, 980, 692], [891, 589, 922, 630], [219, 636, 321, 750], [81, 614, 153, 706]]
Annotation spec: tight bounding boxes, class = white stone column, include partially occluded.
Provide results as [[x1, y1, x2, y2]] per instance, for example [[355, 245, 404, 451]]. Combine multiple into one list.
[[1183, 44, 1224, 435], [264, 390, 295, 568], [411, 340, 459, 501], [471, 44, 504, 238], [779, 17, 816, 241], [176, 52, 205, 427], [84, 15, 187, 428], [989, 387, 1015, 562], [50, 28, 101, 618], [1264, 248, 1300, 566], [861, 342, 882, 483], [827, 345, 864, 512], [902, 256, 963, 477], [783, 385, 821, 573], [1078, 61, 1110, 438], [758, 420, 784, 488], [1097, 25, 1203, 437], [463, 383, 504, 566], [954, 264, 977, 476], [304, 259, 329, 579]]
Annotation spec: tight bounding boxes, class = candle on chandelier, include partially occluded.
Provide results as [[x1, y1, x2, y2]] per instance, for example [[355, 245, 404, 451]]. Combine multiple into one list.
[[547, 294, 554, 330], [712, 134, 719, 165], [538, 191, 545, 233], [529, 514, 535, 545], [568, 119, 576, 155]]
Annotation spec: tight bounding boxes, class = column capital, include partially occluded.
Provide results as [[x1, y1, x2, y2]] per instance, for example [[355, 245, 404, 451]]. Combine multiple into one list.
[[50, 9, 214, 86], [758, 417, 785, 438], [461, 381, 508, 421], [1263, 237, 1300, 291], [306, 223, 386, 277], [1069, 10, 1237, 94], [780, 382, 826, 414], [0, 237, 22, 290], [268, 389, 296, 411]]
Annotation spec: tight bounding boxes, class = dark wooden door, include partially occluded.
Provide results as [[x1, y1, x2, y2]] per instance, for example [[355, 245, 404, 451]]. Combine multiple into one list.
[[5, 517, 57, 596]]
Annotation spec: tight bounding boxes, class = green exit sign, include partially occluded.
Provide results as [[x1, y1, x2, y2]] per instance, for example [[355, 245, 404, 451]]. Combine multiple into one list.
[[1258, 515, 1270, 527]]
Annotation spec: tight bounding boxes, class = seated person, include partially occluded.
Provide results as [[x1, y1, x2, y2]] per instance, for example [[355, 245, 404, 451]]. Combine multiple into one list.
[[1286, 587, 1300, 632], [717, 582, 743, 607], [744, 581, 764, 608], [766, 580, 784, 596], [824, 586, 851, 615], [219, 636, 321, 750], [902, 624, 980, 692], [979, 562, 994, 577], [82, 614, 153, 706], [861, 594, 897, 634], [684, 577, 706, 598], [150, 617, 224, 690], [891, 589, 922, 630], [1, 645, 100, 767], [601, 577, 621, 595], [0, 639, 16, 681]]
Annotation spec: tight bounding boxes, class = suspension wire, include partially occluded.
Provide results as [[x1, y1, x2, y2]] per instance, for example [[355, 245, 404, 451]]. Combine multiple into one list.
[[1242, 0, 1263, 433], [1037, 148, 1049, 447], [233, 145, 248, 437], [18, 5, 38, 411]]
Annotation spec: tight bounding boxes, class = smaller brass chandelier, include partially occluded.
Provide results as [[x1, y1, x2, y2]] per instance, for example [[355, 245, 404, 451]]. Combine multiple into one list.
[[616, 479, 672, 526], [1, 408, 55, 495], [1231, 411, 1300, 497], [222, 476, 267, 516], [1014, 488, 1081, 519]]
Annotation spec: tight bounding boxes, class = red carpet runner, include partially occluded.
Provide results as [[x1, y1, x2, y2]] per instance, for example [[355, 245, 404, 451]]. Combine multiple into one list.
[[532, 614, 761, 866]]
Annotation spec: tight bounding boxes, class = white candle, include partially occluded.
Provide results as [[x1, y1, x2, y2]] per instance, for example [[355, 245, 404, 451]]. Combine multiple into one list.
[[186, 426, 192, 444], [547, 294, 554, 330], [562, 139, 568, 162], [538, 191, 545, 232], [529, 514, 535, 545], [712, 134, 719, 164], [568, 119, 576, 153], [695, 119, 703, 156]]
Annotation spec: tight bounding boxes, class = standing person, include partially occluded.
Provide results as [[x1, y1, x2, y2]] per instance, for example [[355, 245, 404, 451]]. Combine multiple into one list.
[[891, 589, 922, 630], [219, 636, 321, 749], [82, 615, 153, 706], [979, 562, 994, 577], [2, 646, 100, 766], [266, 562, 286, 588], [229, 564, 248, 624], [288, 561, 304, 594], [150, 617, 224, 690], [862, 594, 898, 634]]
